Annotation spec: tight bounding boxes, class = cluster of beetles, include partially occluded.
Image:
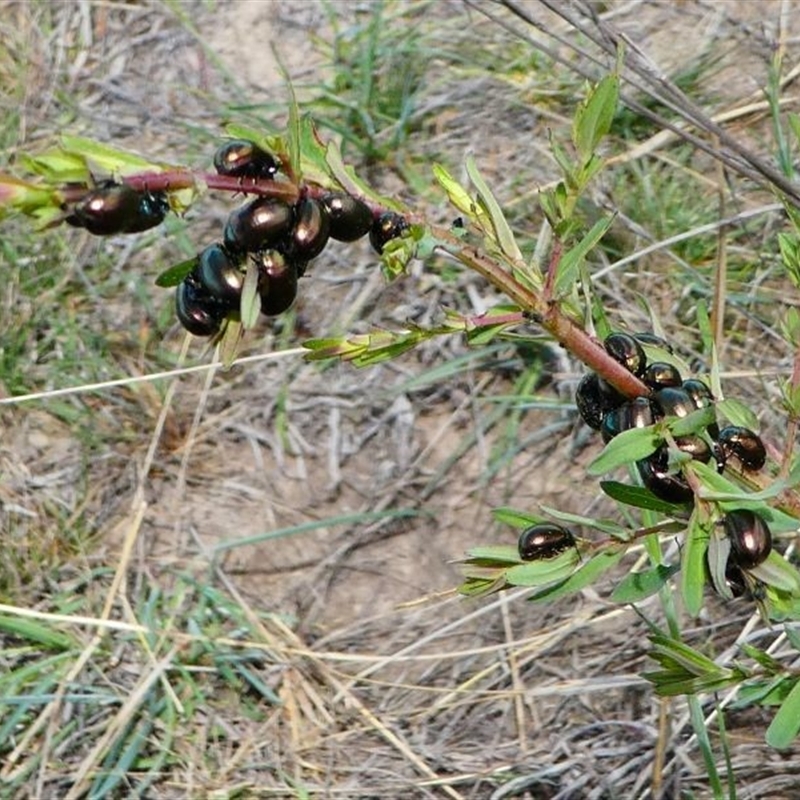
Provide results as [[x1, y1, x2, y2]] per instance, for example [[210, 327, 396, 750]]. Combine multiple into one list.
[[62, 138, 410, 337], [518, 331, 772, 601], [58, 144, 776, 602]]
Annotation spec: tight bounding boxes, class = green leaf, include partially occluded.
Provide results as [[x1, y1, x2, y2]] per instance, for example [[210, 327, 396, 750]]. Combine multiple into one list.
[[680, 511, 709, 616], [787, 625, 800, 653], [706, 526, 732, 599], [0, 173, 60, 218], [644, 635, 746, 696], [463, 545, 522, 564], [716, 397, 759, 430], [379, 226, 419, 279], [600, 480, 687, 513], [527, 545, 626, 603], [155, 257, 196, 288], [689, 462, 792, 514], [741, 643, 784, 673], [778, 232, 800, 288], [219, 318, 242, 369], [649, 633, 722, 675], [303, 337, 367, 361], [538, 505, 628, 537], [240, 261, 261, 330], [20, 149, 90, 182], [737, 676, 790, 707], [432, 163, 474, 219], [766, 678, 800, 748], [750, 551, 800, 594], [554, 215, 615, 296], [491, 507, 543, 529], [611, 563, 680, 604], [60, 135, 166, 175], [458, 575, 508, 598], [465, 154, 523, 262], [550, 137, 575, 182], [572, 73, 620, 161], [506, 549, 581, 587], [586, 426, 661, 476], [325, 136, 403, 210], [668, 406, 717, 437]]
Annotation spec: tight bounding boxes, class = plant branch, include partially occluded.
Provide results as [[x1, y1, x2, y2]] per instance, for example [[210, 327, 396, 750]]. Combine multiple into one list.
[[430, 224, 650, 398]]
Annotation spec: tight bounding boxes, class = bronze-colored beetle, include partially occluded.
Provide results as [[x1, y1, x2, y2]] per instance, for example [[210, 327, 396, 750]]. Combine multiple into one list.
[[576, 373, 620, 430], [600, 396, 653, 443], [724, 509, 772, 569], [213, 139, 279, 179], [224, 197, 294, 254], [175, 278, 225, 337], [637, 446, 693, 503], [321, 192, 373, 241], [254, 249, 299, 316], [195, 244, 244, 308], [604, 332, 647, 377], [717, 426, 767, 471], [290, 198, 330, 260], [66, 181, 168, 235], [369, 211, 410, 254], [644, 362, 682, 390], [518, 523, 576, 561]]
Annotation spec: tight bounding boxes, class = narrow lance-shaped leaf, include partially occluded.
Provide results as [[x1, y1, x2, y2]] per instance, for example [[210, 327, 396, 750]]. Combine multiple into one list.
[[240, 261, 261, 330], [611, 563, 680, 604], [506, 550, 581, 588], [648, 633, 732, 677], [527, 546, 626, 603], [465, 154, 523, 262], [219, 319, 243, 369], [432, 163, 475, 219], [554, 215, 615, 296], [326, 137, 403, 210], [716, 397, 759, 430], [155, 258, 196, 288], [0, 615, 75, 651], [600, 481, 686, 514], [492, 507, 545, 529], [463, 545, 522, 564], [750, 551, 800, 595], [572, 73, 620, 161], [60, 134, 173, 177], [538, 504, 628, 536], [668, 406, 716, 437], [587, 425, 661, 476], [766, 678, 800, 748], [681, 510, 709, 617]]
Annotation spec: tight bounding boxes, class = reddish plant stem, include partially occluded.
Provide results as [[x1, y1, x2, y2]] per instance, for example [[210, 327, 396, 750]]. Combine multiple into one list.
[[432, 225, 650, 398], [467, 311, 528, 328], [120, 170, 302, 204], [71, 169, 396, 218], [543, 238, 563, 299]]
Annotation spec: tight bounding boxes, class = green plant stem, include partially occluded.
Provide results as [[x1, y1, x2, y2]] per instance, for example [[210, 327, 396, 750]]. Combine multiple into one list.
[[780, 347, 800, 479]]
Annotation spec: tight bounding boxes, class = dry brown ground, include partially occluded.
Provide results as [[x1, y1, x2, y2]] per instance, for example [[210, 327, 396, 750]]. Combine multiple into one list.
[[2, 1, 800, 798]]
